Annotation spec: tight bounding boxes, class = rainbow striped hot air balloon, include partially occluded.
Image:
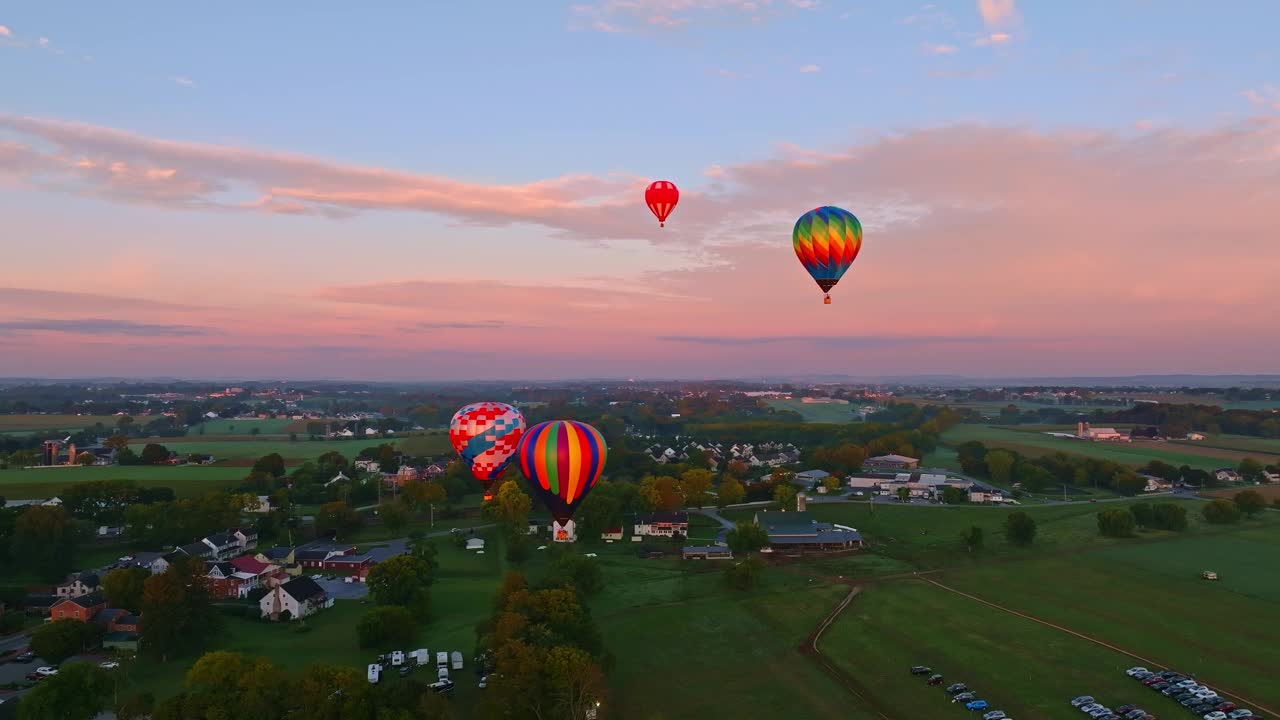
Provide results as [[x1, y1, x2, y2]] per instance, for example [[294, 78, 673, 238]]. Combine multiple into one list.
[[793, 205, 863, 304], [516, 420, 607, 524], [449, 402, 526, 500]]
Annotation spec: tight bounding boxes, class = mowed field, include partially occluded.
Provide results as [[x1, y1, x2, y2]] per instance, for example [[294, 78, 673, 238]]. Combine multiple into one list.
[[1204, 484, 1280, 502], [126, 437, 402, 462], [0, 414, 117, 433], [942, 425, 1235, 470], [765, 398, 862, 423], [1168, 433, 1280, 456], [186, 417, 298, 436], [0, 464, 246, 499]]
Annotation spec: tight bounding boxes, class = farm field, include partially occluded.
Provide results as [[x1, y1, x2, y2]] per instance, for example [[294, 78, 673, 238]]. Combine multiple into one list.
[[765, 398, 862, 423], [187, 417, 297, 436], [1128, 393, 1280, 410], [0, 464, 246, 499], [1168, 433, 1280, 456], [823, 580, 1187, 720], [939, 544, 1280, 711], [0, 414, 117, 433], [942, 424, 1230, 470], [125, 436, 449, 463], [1204, 484, 1280, 502]]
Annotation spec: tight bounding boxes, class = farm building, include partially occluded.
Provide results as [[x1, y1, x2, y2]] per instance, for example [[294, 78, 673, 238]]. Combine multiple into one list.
[[794, 469, 831, 486], [753, 511, 863, 552], [863, 454, 920, 471], [682, 546, 734, 560], [634, 511, 689, 538], [1075, 422, 1128, 442]]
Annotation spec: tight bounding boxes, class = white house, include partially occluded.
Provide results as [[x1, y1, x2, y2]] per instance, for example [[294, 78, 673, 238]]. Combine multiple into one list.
[[324, 471, 350, 487], [969, 489, 1011, 504], [245, 495, 272, 514], [355, 459, 381, 473], [202, 532, 241, 561], [1215, 469, 1242, 484], [1185, 432, 1206, 441], [633, 512, 689, 537], [232, 527, 259, 550], [465, 537, 486, 551], [260, 576, 330, 621], [552, 519, 577, 543], [1264, 471, 1280, 484], [601, 528, 623, 542], [1142, 475, 1173, 493], [56, 572, 101, 598], [364, 427, 380, 437]]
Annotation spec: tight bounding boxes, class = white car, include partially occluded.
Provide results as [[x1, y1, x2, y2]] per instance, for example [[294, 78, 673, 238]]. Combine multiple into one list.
[[1071, 697, 1095, 708], [584, 553, 598, 558], [1080, 704, 1102, 714], [1203, 713, 1227, 720], [983, 711, 1007, 720], [1126, 666, 1149, 677], [99, 661, 120, 669], [35, 667, 58, 676]]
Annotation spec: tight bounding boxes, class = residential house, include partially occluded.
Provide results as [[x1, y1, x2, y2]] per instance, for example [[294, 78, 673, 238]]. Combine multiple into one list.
[[1142, 475, 1174, 493], [230, 555, 282, 587], [355, 459, 381, 473], [1215, 469, 1242, 484], [125, 552, 171, 575], [82, 447, 117, 466], [259, 576, 330, 621], [245, 495, 272, 514], [94, 608, 140, 634], [259, 546, 296, 565], [633, 511, 689, 538], [177, 541, 214, 561], [56, 572, 101, 599], [1185, 432, 1206, 441], [201, 532, 240, 561], [752, 511, 863, 552], [22, 594, 58, 617], [50, 591, 107, 622], [794, 469, 831, 486], [600, 528, 623, 542], [232, 527, 259, 551], [863, 454, 921, 471], [206, 561, 259, 599], [1264, 471, 1280, 484], [968, 488, 1012, 504]]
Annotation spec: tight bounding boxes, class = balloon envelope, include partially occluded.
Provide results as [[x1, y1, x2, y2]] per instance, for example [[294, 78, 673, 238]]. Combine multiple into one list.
[[449, 402, 526, 496], [516, 420, 607, 523], [793, 206, 862, 300], [645, 180, 679, 226]]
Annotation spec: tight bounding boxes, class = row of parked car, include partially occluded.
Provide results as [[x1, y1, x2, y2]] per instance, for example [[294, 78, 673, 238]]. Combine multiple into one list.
[[910, 665, 1013, 720], [1071, 693, 1158, 720], [1125, 667, 1261, 720]]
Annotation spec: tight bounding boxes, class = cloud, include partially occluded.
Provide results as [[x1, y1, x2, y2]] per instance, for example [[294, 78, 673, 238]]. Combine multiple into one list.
[[0, 318, 213, 337], [974, 32, 1011, 46], [658, 335, 1009, 349], [799, 64, 821, 73], [902, 4, 950, 29], [569, 0, 816, 33], [37, 36, 49, 47], [173, 76, 195, 87], [0, 25, 11, 38], [928, 44, 958, 55], [0, 287, 206, 313], [409, 321, 512, 330], [977, 0, 1016, 29], [1243, 85, 1280, 111]]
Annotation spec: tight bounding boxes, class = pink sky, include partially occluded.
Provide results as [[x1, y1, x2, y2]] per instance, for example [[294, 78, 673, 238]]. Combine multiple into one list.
[[2, 114, 1279, 380]]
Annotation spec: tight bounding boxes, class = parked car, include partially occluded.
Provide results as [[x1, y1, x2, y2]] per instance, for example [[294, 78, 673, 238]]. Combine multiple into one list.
[[1203, 713, 1228, 720], [910, 666, 932, 675], [1123, 710, 1148, 719], [946, 683, 969, 694], [982, 711, 1007, 720], [1072, 697, 1097, 708], [428, 680, 454, 696], [1116, 705, 1137, 715], [1126, 667, 1149, 677], [1216, 703, 1237, 713], [1081, 704, 1104, 714], [99, 661, 120, 670], [1088, 708, 1112, 719], [35, 667, 57, 677], [1228, 711, 1254, 719], [927, 674, 944, 685], [953, 693, 976, 703], [14, 652, 35, 663], [966, 700, 989, 711]]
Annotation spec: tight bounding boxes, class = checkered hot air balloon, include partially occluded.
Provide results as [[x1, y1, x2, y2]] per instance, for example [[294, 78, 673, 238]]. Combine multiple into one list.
[[449, 402, 526, 500], [516, 420, 607, 524], [645, 180, 679, 228], [793, 206, 863, 305]]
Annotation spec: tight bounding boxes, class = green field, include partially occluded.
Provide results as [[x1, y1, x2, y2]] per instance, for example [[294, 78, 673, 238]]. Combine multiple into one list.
[[765, 398, 862, 423], [942, 425, 1229, 470], [0, 464, 247, 499], [824, 580, 1191, 719], [0, 414, 117, 433], [126, 437, 406, 462], [187, 418, 297, 436], [1168, 433, 1280, 456]]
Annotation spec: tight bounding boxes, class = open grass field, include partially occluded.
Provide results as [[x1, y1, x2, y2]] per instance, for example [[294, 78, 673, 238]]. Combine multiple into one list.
[[1169, 433, 1280, 456], [187, 418, 297, 436], [0, 414, 117, 433], [939, 542, 1280, 710], [1204, 484, 1280, 502], [942, 424, 1229, 470], [0, 464, 246, 499], [823, 580, 1189, 720], [765, 398, 862, 423], [1128, 393, 1280, 411], [126, 437, 403, 462], [894, 397, 1127, 414]]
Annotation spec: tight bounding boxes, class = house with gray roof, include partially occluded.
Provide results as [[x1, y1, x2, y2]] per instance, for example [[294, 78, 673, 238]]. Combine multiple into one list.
[[753, 511, 863, 552]]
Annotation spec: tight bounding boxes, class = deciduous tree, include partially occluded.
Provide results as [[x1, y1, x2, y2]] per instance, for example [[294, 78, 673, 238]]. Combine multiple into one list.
[[961, 526, 984, 552], [984, 450, 1015, 485], [365, 555, 433, 615], [17, 662, 111, 720], [1003, 511, 1037, 546], [378, 502, 411, 535], [1202, 498, 1241, 524], [102, 567, 148, 612], [141, 557, 221, 662], [1097, 508, 1137, 538], [1233, 489, 1266, 517], [639, 475, 683, 512], [1238, 457, 1265, 483], [717, 476, 745, 507], [725, 520, 769, 555], [315, 501, 363, 541], [679, 469, 714, 508], [30, 619, 104, 665], [12, 505, 78, 580], [356, 606, 417, 650]]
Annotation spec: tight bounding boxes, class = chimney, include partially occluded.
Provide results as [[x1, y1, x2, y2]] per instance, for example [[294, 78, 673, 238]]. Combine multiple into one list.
[[796, 493, 807, 512]]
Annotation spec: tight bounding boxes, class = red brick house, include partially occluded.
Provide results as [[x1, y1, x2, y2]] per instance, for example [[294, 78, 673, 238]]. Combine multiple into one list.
[[50, 591, 106, 622]]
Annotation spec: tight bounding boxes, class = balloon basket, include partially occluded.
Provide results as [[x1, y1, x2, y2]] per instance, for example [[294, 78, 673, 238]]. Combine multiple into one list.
[[823, 295, 832, 305], [659, 222, 665, 228]]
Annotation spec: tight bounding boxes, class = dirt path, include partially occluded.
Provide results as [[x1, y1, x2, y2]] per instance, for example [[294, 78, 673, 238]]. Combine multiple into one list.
[[919, 577, 1278, 718], [798, 586, 898, 720]]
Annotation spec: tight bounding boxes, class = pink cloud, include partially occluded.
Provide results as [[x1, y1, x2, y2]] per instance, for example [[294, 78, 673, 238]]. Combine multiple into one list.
[[1243, 85, 1280, 111], [974, 32, 1011, 46], [569, 0, 816, 33], [927, 44, 958, 55], [0, 25, 11, 38], [977, 0, 1016, 29]]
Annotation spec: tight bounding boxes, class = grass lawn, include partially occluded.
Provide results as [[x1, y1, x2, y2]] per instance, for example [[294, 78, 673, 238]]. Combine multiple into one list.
[[942, 425, 1229, 471], [938, 543, 1280, 710], [1168, 434, 1280, 458], [765, 399, 862, 423], [0, 414, 117, 433], [0, 464, 246, 499], [126, 438, 400, 462], [823, 579, 1194, 720], [187, 418, 297, 436]]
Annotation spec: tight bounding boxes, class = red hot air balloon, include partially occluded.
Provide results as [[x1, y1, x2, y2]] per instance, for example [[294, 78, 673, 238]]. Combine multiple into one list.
[[645, 180, 679, 228]]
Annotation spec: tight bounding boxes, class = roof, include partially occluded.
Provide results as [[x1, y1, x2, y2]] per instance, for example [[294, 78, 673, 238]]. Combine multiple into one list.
[[180, 542, 210, 556], [867, 454, 920, 463], [682, 545, 732, 554], [638, 511, 689, 524], [60, 591, 105, 609], [230, 556, 271, 574], [295, 549, 331, 561], [325, 553, 373, 565], [74, 571, 100, 587], [796, 469, 831, 479], [755, 510, 817, 530], [769, 528, 862, 545], [264, 546, 294, 560], [116, 614, 140, 626], [232, 527, 258, 537], [207, 561, 237, 577], [281, 576, 326, 602], [95, 608, 127, 625], [204, 532, 234, 546]]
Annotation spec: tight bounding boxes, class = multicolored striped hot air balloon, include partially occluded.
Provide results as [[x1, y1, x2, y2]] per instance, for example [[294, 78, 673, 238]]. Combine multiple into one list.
[[516, 420, 607, 524], [793, 206, 863, 305], [449, 402, 526, 500], [645, 180, 679, 228]]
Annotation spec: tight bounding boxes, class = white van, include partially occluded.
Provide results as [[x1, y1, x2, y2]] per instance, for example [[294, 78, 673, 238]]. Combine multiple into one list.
[[437, 666, 449, 681], [391, 651, 404, 666], [412, 649, 430, 665], [450, 651, 463, 670], [436, 651, 449, 668], [367, 664, 380, 684]]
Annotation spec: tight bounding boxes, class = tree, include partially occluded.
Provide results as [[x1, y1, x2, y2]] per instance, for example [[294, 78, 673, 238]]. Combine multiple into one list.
[[723, 556, 763, 590], [984, 450, 1015, 485], [402, 480, 447, 514], [639, 475, 683, 511], [1112, 469, 1147, 497], [726, 460, 748, 478], [725, 520, 769, 555], [17, 662, 111, 720], [1233, 489, 1266, 518], [102, 567, 148, 612], [356, 606, 417, 650], [490, 480, 532, 529], [12, 505, 78, 580], [545, 553, 605, 597], [30, 619, 104, 665], [1238, 457, 1265, 483], [315, 501, 363, 541], [679, 469, 714, 508], [773, 483, 798, 509], [103, 434, 130, 452], [378, 502, 411, 535], [1202, 498, 1241, 524], [574, 483, 623, 542], [251, 453, 286, 478], [139, 443, 171, 465], [365, 554, 433, 615], [1151, 503, 1188, 531], [941, 486, 967, 505], [896, 487, 910, 503], [1097, 508, 1137, 538], [1130, 502, 1154, 529], [717, 476, 745, 507], [141, 557, 221, 662], [822, 476, 842, 494], [116, 692, 155, 720], [961, 526, 984, 553], [75, 451, 95, 466], [1003, 511, 1037, 546]]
